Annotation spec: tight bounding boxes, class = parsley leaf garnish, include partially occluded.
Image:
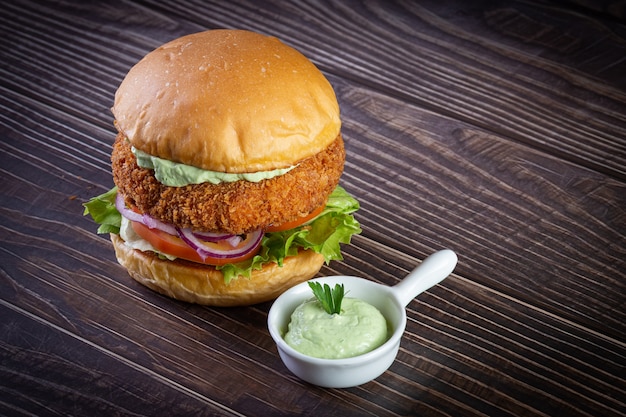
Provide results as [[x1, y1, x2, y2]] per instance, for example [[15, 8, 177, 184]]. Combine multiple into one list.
[[308, 282, 345, 315]]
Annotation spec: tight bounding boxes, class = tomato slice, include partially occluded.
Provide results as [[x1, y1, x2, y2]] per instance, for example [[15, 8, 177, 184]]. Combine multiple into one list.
[[265, 204, 325, 233], [131, 221, 260, 266]]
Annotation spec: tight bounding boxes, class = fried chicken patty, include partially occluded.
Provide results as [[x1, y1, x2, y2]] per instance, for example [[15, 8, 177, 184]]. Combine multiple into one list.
[[111, 134, 345, 234]]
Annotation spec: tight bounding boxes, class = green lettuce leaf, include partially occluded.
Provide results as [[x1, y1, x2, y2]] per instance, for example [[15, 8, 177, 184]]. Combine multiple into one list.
[[83, 185, 361, 284], [82, 186, 121, 234]]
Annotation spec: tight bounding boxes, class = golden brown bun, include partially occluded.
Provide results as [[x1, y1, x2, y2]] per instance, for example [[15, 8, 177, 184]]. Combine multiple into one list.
[[112, 29, 341, 173], [110, 234, 325, 306]]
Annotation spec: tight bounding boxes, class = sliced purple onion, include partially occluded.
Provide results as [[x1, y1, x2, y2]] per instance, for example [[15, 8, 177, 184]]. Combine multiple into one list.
[[141, 213, 177, 236], [115, 192, 142, 222], [192, 230, 236, 243], [115, 192, 177, 235], [225, 235, 243, 247], [177, 227, 263, 260]]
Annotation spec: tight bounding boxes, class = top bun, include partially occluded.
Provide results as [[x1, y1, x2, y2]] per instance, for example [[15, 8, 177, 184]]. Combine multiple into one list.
[[112, 29, 341, 173]]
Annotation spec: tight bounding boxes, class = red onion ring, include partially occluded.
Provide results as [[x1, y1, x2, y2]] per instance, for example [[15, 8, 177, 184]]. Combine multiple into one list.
[[225, 235, 243, 247], [115, 192, 142, 222], [192, 230, 237, 243], [115, 192, 177, 235], [177, 227, 263, 260]]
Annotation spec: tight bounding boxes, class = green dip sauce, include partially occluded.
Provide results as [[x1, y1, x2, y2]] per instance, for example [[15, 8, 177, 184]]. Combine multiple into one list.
[[284, 298, 388, 359]]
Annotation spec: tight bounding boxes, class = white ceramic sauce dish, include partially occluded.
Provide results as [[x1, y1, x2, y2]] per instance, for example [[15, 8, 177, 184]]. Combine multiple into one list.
[[267, 249, 458, 388]]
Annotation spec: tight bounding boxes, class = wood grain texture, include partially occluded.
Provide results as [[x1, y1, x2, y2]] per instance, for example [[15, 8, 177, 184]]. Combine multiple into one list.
[[1, 0, 625, 416]]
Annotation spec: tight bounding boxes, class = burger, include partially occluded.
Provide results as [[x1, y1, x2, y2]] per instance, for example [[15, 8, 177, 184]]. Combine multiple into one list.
[[83, 29, 361, 306]]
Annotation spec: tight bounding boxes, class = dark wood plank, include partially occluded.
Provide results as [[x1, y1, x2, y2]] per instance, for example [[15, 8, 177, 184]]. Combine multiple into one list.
[[0, 303, 244, 417], [548, 0, 626, 21]]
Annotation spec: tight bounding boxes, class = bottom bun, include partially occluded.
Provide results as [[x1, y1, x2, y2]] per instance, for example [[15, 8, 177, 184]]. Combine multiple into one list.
[[110, 234, 325, 306]]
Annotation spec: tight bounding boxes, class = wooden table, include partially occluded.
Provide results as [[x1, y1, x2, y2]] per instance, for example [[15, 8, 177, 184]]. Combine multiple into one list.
[[2, 1, 624, 416]]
